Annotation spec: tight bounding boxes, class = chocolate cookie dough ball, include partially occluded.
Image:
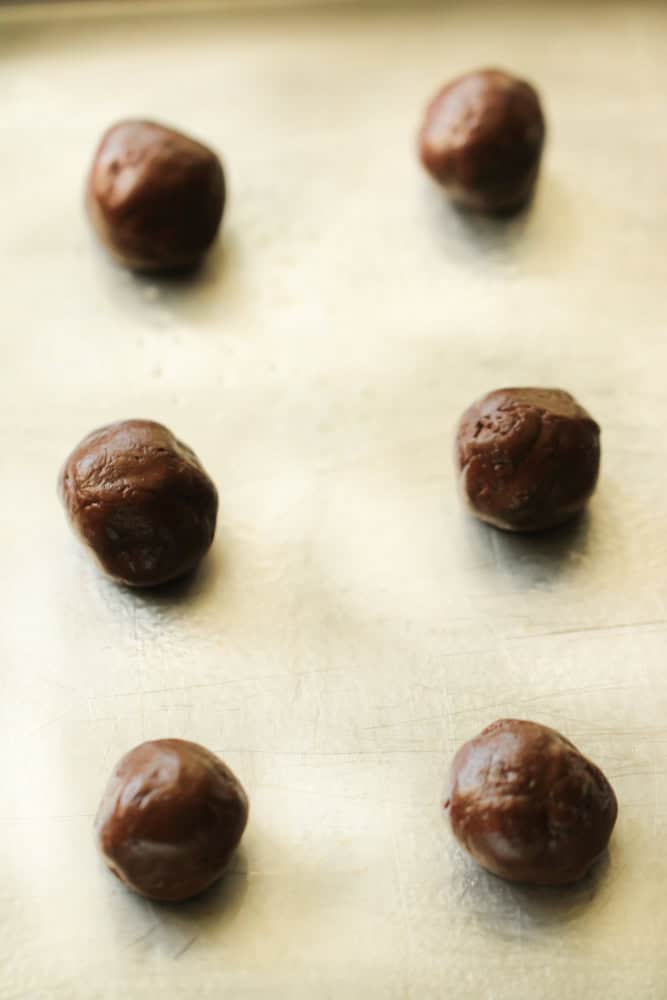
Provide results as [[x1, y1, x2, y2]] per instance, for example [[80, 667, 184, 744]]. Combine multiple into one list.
[[419, 69, 545, 213], [59, 419, 218, 587], [87, 120, 225, 272], [445, 720, 617, 885], [456, 388, 600, 532], [95, 739, 249, 902]]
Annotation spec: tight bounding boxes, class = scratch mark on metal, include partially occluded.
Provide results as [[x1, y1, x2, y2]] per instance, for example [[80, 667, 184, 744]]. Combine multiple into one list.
[[172, 935, 198, 960]]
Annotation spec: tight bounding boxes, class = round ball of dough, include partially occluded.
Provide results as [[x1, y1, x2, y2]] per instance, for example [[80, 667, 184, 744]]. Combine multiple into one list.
[[445, 719, 617, 885], [418, 68, 545, 213], [456, 387, 600, 532], [87, 119, 225, 272], [95, 739, 249, 902], [59, 419, 218, 587]]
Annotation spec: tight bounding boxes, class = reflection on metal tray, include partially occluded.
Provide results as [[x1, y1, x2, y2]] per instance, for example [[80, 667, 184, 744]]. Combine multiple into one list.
[[2, 2, 667, 998]]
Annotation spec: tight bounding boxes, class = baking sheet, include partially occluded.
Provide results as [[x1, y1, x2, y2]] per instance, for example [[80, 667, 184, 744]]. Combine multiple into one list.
[[2, 1, 667, 997]]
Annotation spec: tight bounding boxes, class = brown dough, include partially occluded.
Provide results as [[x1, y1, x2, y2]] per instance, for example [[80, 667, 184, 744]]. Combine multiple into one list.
[[95, 739, 249, 902], [419, 69, 545, 213], [87, 119, 225, 272], [456, 387, 600, 532], [445, 719, 617, 885], [59, 419, 218, 586]]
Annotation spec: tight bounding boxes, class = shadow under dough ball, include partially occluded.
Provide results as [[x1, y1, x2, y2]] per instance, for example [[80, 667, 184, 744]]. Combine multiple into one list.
[[456, 387, 600, 532], [419, 68, 545, 213], [95, 739, 249, 902], [87, 119, 225, 272], [445, 720, 617, 885], [59, 419, 218, 587]]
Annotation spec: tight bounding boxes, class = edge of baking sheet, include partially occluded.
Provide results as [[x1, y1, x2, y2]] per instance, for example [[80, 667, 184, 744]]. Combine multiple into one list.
[[0, 0, 437, 27]]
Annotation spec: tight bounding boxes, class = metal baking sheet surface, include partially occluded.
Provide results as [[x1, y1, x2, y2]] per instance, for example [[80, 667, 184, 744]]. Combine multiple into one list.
[[2, 1, 667, 997]]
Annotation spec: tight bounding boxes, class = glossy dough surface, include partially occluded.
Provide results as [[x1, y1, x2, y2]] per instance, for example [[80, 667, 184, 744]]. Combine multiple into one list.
[[456, 387, 600, 532], [59, 419, 218, 586], [419, 68, 545, 213], [95, 739, 249, 902], [87, 119, 225, 272], [445, 719, 617, 885]]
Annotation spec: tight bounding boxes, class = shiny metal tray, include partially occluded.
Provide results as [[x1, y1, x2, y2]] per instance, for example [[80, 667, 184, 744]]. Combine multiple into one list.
[[2, 2, 666, 997]]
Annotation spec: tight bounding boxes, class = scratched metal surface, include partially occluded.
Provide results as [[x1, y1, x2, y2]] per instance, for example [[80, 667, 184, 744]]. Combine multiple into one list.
[[1, 1, 667, 997]]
